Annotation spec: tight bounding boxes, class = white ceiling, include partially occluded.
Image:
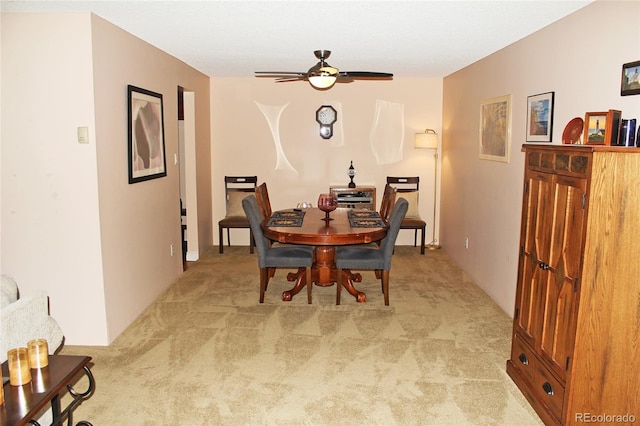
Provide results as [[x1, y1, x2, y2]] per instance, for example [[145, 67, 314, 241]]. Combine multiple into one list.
[[2, 0, 594, 79]]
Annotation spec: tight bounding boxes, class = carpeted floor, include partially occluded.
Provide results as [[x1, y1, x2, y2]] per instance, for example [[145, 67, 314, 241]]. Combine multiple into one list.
[[61, 246, 542, 425]]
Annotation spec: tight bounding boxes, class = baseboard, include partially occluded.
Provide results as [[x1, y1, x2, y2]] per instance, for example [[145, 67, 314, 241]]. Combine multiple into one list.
[[186, 251, 199, 262]]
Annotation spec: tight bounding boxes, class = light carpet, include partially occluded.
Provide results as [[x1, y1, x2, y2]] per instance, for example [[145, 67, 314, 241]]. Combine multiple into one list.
[[61, 246, 542, 425]]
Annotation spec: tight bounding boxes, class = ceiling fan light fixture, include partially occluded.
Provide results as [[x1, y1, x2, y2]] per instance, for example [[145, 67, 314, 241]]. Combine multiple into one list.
[[308, 67, 338, 89], [255, 50, 392, 88]]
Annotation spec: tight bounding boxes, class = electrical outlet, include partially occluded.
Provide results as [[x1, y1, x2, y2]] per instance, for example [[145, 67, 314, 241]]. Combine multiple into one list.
[[464, 238, 469, 249], [170, 244, 175, 257]]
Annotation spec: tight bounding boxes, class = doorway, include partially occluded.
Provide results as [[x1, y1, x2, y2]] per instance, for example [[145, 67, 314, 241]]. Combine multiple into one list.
[[178, 87, 199, 265]]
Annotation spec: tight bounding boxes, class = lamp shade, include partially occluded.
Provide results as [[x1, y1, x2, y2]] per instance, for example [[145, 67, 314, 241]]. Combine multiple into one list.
[[415, 129, 438, 149], [308, 66, 338, 89], [308, 75, 337, 89]]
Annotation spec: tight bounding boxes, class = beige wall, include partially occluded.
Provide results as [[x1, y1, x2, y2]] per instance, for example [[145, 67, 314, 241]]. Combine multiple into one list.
[[1, 13, 107, 343], [441, 0, 640, 315], [1, 13, 212, 345], [210, 77, 443, 247]]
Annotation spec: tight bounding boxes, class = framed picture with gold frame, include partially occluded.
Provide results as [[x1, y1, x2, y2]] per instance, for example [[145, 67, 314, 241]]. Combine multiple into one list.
[[479, 94, 511, 162], [583, 110, 622, 146]]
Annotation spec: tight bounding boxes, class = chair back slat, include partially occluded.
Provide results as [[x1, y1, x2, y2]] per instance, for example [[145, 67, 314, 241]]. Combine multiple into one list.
[[387, 176, 419, 192]]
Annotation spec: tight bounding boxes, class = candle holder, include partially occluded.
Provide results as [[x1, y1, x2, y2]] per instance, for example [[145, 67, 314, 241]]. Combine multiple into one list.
[[348, 161, 356, 188], [27, 338, 49, 369], [7, 347, 31, 386]]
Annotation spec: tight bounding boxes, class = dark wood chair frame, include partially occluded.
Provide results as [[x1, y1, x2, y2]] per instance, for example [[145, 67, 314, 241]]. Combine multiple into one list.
[[255, 182, 272, 220], [218, 175, 257, 254], [386, 176, 426, 254], [379, 183, 397, 223]]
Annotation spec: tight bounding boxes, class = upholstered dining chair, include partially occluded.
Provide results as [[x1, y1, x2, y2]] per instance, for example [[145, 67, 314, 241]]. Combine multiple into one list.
[[386, 176, 426, 254], [242, 195, 314, 304], [218, 176, 257, 254], [335, 197, 408, 306], [255, 182, 272, 221]]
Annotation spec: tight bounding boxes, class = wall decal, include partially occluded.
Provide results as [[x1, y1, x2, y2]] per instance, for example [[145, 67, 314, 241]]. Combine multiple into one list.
[[370, 100, 404, 164], [255, 101, 297, 174]]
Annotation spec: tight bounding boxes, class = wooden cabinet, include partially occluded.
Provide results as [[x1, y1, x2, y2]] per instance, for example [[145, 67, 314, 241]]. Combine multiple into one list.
[[507, 145, 640, 425], [329, 185, 376, 210]]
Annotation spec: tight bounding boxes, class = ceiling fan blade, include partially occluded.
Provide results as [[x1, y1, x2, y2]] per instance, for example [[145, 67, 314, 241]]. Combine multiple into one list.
[[255, 71, 306, 76], [341, 71, 393, 79], [336, 75, 355, 83], [275, 77, 306, 82]]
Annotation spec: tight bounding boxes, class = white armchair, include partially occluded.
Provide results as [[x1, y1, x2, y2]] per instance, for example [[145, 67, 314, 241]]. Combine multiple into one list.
[[1, 274, 64, 363]]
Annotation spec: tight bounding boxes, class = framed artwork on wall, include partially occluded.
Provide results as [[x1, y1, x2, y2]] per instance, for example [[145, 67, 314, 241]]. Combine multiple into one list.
[[526, 92, 554, 142], [128, 85, 167, 184], [620, 60, 640, 96], [583, 110, 622, 146], [479, 94, 511, 163]]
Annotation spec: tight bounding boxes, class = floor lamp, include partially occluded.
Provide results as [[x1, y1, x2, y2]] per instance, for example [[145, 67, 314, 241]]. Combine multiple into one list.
[[415, 129, 441, 249]]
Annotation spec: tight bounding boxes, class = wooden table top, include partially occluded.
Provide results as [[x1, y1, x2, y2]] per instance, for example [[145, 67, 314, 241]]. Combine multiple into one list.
[[262, 208, 387, 246]]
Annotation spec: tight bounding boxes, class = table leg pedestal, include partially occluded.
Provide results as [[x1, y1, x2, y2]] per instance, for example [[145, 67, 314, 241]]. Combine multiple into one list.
[[338, 270, 367, 303], [282, 267, 309, 301], [281, 253, 367, 303]]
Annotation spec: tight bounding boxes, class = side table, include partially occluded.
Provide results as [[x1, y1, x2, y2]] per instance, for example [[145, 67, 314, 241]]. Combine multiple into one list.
[[1, 354, 95, 426]]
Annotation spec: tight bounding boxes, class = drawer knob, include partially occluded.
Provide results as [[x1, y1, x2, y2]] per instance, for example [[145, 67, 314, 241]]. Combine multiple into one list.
[[539, 262, 550, 270], [518, 353, 529, 365], [542, 382, 554, 395]]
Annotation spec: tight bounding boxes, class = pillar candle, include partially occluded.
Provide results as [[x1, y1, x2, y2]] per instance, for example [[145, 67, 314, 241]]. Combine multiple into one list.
[[7, 348, 31, 386]]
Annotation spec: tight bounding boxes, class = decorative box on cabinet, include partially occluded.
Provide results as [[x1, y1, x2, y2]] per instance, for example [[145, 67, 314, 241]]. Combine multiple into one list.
[[329, 185, 376, 210], [507, 144, 640, 425]]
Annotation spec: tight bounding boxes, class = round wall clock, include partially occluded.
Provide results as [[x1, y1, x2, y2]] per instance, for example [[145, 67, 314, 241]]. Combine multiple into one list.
[[316, 105, 337, 139]]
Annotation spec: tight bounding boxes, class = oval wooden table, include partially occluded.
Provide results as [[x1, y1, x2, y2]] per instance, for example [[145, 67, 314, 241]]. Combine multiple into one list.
[[262, 207, 387, 303]]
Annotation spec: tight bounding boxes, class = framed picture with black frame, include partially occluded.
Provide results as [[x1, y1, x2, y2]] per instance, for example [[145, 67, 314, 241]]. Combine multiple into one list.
[[127, 85, 167, 184], [526, 91, 554, 142], [620, 60, 640, 96]]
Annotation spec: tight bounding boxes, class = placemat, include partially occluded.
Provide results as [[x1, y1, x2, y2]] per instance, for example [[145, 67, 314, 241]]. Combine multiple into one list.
[[266, 217, 304, 227], [349, 218, 386, 228], [271, 210, 306, 219], [348, 210, 381, 219], [266, 210, 305, 227]]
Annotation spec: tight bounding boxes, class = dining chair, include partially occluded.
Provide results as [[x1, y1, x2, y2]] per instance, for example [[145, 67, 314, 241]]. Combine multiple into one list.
[[335, 197, 409, 306], [218, 176, 257, 254], [255, 182, 272, 220], [386, 176, 426, 254], [379, 183, 397, 222], [242, 195, 314, 304]]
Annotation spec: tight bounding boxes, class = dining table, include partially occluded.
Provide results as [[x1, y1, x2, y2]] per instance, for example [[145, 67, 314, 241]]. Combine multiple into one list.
[[261, 207, 388, 303]]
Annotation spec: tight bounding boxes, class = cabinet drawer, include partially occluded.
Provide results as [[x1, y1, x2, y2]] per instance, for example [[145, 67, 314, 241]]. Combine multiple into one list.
[[511, 333, 565, 421], [511, 333, 539, 385]]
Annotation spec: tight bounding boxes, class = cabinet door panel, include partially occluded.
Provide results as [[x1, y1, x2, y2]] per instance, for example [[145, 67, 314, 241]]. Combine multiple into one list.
[[515, 170, 554, 346], [541, 175, 586, 379]]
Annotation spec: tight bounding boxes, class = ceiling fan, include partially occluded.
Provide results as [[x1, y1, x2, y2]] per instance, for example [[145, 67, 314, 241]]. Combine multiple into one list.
[[255, 50, 393, 90]]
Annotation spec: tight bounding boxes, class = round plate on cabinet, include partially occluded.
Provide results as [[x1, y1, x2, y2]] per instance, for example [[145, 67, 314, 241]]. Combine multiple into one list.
[[562, 117, 584, 144]]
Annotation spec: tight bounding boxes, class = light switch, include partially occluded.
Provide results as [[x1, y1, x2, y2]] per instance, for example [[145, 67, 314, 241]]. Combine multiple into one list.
[[77, 126, 89, 144]]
